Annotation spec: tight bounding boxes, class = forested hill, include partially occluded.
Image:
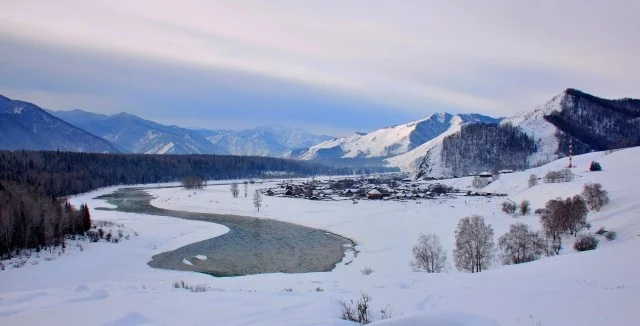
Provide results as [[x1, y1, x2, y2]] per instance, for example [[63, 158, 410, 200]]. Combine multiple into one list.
[[0, 151, 347, 198]]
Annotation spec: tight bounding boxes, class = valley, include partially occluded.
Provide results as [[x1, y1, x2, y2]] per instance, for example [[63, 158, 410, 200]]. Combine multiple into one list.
[[1, 148, 638, 325]]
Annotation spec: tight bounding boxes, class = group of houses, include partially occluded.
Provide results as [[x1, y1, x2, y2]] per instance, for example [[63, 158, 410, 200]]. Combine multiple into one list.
[[262, 175, 459, 202]]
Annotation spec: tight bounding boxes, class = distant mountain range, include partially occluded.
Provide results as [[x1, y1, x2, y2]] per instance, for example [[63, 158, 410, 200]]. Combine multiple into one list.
[[0, 95, 120, 153], [0, 94, 332, 156], [48, 109, 227, 155], [194, 126, 332, 157], [2, 88, 637, 179]]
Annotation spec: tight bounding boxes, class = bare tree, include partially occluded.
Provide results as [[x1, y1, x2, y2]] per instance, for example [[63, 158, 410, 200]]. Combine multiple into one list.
[[411, 233, 448, 273], [519, 200, 531, 215], [243, 181, 249, 198], [181, 176, 205, 190], [253, 190, 263, 211], [454, 215, 496, 273], [543, 169, 574, 183], [528, 174, 538, 188], [498, 223, 546, 265], [230, 183, 239, 198], [582, 183, 609, 211], [540, 196, 589, 254]]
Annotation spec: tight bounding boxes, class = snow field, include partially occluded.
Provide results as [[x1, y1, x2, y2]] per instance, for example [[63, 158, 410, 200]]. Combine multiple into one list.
[[0, 148, 638, 325]]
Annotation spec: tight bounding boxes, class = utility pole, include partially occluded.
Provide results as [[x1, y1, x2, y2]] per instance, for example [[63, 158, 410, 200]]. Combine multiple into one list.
[[567, 138, 574, 168]]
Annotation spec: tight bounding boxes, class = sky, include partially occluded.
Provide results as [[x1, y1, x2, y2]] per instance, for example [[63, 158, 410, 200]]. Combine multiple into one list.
[[1, 0, 639, 136]]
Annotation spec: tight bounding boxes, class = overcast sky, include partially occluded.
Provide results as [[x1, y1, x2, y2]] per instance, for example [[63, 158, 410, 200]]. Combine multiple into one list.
[[1, 0, 639, 136]]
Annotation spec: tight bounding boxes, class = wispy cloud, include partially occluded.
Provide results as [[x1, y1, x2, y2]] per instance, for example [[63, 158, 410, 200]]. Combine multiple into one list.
[[1, 0, 638, 131]]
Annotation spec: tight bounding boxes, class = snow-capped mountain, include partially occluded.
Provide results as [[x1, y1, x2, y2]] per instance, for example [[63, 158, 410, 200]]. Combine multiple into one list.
[[49, 110, 227, 155], [195, 125, 332, 157], [289, 113, 499, 165], [0, 95, 120, 153], [415, 89, 640, 179]]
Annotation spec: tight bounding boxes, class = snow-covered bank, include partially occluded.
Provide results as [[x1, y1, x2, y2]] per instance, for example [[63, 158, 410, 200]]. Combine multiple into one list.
[[1, 148, 639, 325]]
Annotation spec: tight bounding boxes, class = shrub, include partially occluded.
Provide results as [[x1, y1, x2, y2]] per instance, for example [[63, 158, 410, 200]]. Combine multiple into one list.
[[595, 226, 607, 235], [589, 161, 602, 171], [410, 233, 448, 273], [501, 201, 517, 214], [528, 174, 539, 188], [173, 280, 210, 293], [582, 183, 609, 211], [360, 267, 374, 275], [573, 234, 598, 252], [339, 293, 372, 324], [534, 208, 546, 214], [605, 231, 617, 241]]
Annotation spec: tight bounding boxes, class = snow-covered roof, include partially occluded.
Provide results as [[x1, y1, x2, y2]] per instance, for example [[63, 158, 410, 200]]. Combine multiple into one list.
[[367, 189, 382, 195]]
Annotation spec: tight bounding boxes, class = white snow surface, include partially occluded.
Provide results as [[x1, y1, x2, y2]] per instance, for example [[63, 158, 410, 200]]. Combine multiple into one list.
[[146, 142, 175, 155], [385, 116, 464, 172], [501, 92, 564, 167], [299, 117, 430, 159], [1, 148, 639, 325]]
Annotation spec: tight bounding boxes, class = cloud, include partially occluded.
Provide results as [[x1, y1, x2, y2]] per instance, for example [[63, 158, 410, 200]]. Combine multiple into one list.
[[1, 0, 639, 126]]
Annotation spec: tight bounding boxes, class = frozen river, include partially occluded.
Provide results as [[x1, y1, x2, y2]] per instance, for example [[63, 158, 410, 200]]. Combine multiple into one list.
[[95, 187, 355, 277]]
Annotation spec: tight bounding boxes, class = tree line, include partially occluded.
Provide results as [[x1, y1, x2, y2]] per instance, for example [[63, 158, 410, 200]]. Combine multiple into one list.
[[0, 150, 350, 198], [440, 123, 536, 177]]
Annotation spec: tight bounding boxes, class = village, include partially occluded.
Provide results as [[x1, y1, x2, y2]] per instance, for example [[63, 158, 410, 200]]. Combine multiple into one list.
[[262, 173, 507, 202]]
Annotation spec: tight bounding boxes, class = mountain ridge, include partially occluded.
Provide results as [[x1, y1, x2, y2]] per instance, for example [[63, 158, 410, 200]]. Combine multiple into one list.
[[0, 95, 121, 153], [415, 88, 640, 179]]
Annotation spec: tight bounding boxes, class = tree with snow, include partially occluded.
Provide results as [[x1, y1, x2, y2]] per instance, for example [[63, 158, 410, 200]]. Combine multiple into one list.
[[582, 183, 609, 211], [528, 174, 538, 188], [411, 233, 448, 273], [244, 181, 249, 198], [454, 215, 496, 273], [498, 223, 546, 265], [253, 189, 263, 211]]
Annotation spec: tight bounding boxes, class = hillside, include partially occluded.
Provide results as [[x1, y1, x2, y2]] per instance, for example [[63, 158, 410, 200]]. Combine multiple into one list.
[[416, 89, 640, 179], [291, 113, 499, 165], [49, 110, 227, 155], [0, 95, 120, 153]]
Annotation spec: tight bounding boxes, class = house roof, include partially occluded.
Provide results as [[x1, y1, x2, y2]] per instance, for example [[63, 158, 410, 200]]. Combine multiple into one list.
[[367, 189, 382, 195]]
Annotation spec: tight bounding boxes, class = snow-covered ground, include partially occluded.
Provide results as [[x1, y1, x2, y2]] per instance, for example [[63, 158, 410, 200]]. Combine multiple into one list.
[[1, 148, 638, 325]]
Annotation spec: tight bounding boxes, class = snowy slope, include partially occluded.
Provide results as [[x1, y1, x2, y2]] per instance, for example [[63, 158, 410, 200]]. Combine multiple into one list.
[[384, 115, 465, 171], [1, 147, 638, 325], [415, 89, 640, 179], [294, 113, 498, 161], [500, 93, 564, 167]]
